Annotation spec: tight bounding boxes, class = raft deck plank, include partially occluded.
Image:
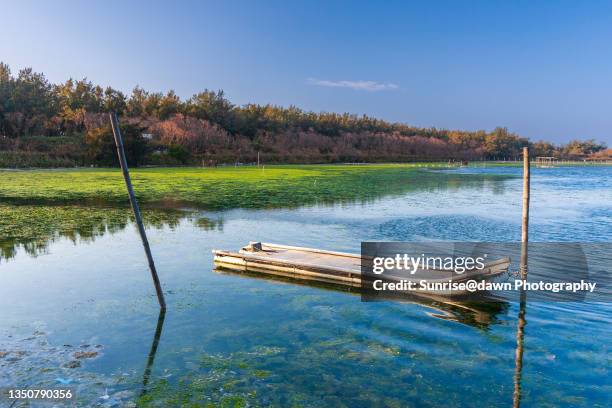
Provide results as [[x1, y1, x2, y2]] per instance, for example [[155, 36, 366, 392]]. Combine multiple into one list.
[[213, 242, 511, 292]]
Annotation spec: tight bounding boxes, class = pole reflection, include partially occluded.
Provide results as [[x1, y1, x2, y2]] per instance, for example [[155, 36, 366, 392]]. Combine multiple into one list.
[[141, 308, 166, 397], [512, 243, 528, 408]]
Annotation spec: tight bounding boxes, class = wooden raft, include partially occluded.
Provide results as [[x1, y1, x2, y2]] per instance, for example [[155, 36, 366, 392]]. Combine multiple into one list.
[[213, 242, 511, 292], [213, 242, 362, 287]]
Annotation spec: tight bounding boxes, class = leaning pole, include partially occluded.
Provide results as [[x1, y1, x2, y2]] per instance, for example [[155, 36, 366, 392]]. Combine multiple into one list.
[[109, 112, 166, 310]]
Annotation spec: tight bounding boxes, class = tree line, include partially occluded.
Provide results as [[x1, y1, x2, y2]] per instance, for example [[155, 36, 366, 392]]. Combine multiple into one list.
[[0, 63, 607, 167]]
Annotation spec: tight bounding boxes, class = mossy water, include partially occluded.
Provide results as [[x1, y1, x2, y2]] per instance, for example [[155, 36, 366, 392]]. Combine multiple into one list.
[[0, 164, 510, 209], [0, 165, 507, 261], [0, 165, 610, 407]]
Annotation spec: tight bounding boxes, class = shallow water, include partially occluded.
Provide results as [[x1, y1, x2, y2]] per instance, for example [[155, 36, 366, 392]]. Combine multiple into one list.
[[1, 166, 610, 407]]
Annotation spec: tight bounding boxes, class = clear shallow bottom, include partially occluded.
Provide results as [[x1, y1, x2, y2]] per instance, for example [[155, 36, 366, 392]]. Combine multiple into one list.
[[0, 166, 611, 407]]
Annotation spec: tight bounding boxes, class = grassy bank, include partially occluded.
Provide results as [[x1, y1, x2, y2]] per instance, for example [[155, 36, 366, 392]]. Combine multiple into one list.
[[0, 164, 507, 209]]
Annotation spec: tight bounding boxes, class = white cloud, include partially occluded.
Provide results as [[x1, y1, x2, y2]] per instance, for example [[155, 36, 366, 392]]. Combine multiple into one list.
[[307, 78, 398, 91]]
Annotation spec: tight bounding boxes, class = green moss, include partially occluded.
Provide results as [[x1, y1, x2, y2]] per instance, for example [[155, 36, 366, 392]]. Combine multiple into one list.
[[0, 164, 510, 262], [253, 370, 271, 379], [0, 164, 509, 209]]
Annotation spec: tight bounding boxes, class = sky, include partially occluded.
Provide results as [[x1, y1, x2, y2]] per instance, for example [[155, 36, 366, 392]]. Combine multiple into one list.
[[1, 0, 612, 144]]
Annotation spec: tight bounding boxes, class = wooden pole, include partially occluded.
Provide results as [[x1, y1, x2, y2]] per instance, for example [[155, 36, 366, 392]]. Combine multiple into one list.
[[519, 147, 530, 279], [521, 147, 530, 245], [513, 146, 530, 407], [109, 112, 166, 310]]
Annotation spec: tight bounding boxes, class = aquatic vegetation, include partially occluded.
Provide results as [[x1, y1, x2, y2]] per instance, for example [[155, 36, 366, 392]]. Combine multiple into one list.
[[0, 164, 512, 209], [0, 164, 510, 262], [137, 347, 286, 407], [0, 204, 221, 262], [0, 328, 139, 407], [1, 166, 608, 407]]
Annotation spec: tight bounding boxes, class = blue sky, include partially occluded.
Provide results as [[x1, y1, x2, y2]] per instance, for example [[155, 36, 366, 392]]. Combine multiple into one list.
[[2, 0, 612, 143]]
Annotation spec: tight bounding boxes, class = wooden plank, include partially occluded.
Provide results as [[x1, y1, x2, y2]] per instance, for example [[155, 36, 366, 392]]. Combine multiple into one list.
[[214, 260, 361, 287], [214, 251, 359, 277], [213, 243, 511, 292], [258, 242, 362, 259]]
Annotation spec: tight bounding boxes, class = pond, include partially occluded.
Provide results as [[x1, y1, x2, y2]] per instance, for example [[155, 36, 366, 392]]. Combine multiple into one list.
[[1, 166, 610, 407]]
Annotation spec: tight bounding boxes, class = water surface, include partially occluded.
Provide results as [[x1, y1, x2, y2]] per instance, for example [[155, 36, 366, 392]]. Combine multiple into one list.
[[1, 166, 610, 407]]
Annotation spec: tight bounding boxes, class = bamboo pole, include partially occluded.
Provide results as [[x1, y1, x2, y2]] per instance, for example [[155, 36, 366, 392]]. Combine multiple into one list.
[[109, 112, 166, 310], [513, 146, 530, 407], [521, 147, 530, 244]]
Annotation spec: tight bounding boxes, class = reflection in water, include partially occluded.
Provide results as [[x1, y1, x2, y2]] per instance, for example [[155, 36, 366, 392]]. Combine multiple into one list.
[[513, 290, 527, 408], [0, 204, 223, 262], [0, 171, 506, 263], [214, 268, 509, 329], [513, 242, 528, 408], [142, 308, 166, 396]]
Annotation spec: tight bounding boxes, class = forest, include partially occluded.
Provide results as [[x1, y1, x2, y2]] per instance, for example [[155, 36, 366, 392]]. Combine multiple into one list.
[[0, 62, 607, 167]]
